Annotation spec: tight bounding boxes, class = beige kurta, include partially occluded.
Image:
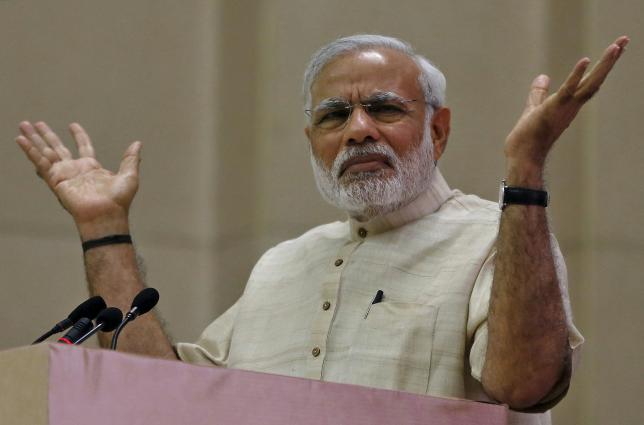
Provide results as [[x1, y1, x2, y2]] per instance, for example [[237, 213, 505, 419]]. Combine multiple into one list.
[[177, 169, 583, 425]]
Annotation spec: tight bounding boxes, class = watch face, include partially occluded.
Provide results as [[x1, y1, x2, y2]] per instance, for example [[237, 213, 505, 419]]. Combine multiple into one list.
[[498, 180, 506, 210]]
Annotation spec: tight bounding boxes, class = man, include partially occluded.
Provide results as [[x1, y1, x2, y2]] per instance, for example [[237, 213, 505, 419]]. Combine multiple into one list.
[[16, 34, 628, 424]]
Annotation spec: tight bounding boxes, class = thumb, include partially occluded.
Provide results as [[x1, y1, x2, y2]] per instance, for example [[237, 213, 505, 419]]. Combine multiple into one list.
[[525, 74, 550, 109], [118, 141, 142, 177]]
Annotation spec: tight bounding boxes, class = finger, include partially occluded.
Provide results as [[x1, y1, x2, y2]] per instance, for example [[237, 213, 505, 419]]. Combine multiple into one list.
[[577, 38, 628, 102], [34, 121, 73, 160], [19, 121, 60, 162], [614, 35, 630, 59], [557, 58, 590, 102], [16, 135, 53, 176], [118, 141, 142, 177], [68, 122, 96, 158], [525, 74, 550, 108]]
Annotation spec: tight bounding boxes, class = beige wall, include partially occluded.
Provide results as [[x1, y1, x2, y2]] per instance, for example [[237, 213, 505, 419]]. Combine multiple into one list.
[[1, 1, 642, 424]]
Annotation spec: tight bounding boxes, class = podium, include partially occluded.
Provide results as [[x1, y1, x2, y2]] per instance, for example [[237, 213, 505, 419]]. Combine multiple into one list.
[[0, 344, 507, 424]]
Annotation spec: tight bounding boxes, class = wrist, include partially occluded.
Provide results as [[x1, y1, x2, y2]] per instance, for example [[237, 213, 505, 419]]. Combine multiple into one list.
[[82, 234, 133, 253], [75, 214, 131, 242], [505, 160, 545, 189]]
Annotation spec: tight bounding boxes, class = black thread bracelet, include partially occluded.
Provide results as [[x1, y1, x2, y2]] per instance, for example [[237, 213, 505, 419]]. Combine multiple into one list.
[[82, 234, 133, 253]]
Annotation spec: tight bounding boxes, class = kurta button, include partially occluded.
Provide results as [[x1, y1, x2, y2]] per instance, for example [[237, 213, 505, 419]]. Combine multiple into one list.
[[322, 301, 331, 310], [334, 259, 343, 267], [358, 228, 368, 238], [312, 347, 321, 357]]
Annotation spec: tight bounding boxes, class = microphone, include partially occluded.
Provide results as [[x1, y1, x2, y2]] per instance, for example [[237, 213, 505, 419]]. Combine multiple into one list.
[[110, 288, 159, 350], [74, 307, 123, 345], [57, 318, 93, 345], [33, 296, 107, 344], [127, 287, 160, 319]]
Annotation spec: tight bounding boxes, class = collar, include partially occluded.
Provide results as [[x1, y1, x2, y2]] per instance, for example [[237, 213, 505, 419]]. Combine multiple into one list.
[[348, 167, 452, 241]]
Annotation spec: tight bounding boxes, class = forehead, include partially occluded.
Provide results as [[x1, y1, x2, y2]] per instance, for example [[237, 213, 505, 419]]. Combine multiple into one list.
[[310, 48, 422, 104]]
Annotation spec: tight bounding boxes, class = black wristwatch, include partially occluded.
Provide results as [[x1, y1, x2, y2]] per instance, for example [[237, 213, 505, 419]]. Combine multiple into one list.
[[498, 179, 549, 210]]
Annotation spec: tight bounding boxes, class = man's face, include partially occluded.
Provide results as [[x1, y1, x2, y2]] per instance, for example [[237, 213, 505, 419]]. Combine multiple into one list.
[[305, 48, 438, 219]]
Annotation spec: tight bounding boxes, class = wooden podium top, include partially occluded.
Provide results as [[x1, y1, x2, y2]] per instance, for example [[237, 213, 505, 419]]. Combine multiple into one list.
[[0, 344, 507, 425]]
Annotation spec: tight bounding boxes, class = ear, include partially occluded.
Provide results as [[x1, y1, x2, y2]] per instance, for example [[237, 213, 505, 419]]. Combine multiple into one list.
[[430, 107, 450, 161]]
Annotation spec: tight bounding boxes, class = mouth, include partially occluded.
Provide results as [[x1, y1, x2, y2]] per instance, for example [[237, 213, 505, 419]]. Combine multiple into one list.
[[339, 153, 393, 178]]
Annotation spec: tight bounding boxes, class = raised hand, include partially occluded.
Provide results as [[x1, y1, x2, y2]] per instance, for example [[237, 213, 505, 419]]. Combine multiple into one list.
[[16, 121, 142, 239], [504, 36, 629, 185]]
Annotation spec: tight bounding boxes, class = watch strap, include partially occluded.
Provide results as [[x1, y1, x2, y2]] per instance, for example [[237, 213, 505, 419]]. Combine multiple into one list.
[[500, 180, 549, 210], [504, 186, 549, 206]]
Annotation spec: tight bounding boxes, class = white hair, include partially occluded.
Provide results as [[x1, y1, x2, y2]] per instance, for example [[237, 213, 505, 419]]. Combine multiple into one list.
[[305, 35, 442, 219], [302, 34, 446, 111]]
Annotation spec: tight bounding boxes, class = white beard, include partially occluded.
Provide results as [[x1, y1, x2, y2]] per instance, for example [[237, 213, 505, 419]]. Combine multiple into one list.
[[310, 130, 435, 221]]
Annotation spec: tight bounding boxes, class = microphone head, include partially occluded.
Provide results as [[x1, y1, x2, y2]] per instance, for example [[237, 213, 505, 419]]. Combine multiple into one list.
[[69, 296, 107, 322], [130, 288, 159, 316], [96, 307, 123, 332]]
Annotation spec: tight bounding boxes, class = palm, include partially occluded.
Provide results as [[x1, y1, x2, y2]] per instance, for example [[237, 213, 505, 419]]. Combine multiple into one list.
[[54, 160, 134, 222], [16, 122, 141, 224], [505, 92, 579, 165]]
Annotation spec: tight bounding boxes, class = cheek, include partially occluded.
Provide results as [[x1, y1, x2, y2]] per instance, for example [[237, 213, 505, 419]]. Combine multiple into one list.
[[382, 127, 424, 158], [310, 135, 341, 169]]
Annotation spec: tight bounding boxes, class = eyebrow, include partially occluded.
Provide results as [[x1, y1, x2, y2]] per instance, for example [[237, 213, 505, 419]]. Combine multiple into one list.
[[314, 91, 406, 110], [363, 91, 406, 103], [314, 97, 349, 110]]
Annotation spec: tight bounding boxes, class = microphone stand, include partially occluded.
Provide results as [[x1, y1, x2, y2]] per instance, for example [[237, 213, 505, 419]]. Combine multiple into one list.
[[109, 308, 138, 350]]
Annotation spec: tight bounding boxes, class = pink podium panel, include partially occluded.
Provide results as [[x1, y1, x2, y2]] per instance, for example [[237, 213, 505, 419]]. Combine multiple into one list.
[[1, 344, 508, 425]]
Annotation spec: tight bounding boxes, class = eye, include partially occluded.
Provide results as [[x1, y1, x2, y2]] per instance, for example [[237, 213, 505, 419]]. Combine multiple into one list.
[[315, 107, 351, 126], [366, 102, 408, 122], [367, 102, 405, 115]]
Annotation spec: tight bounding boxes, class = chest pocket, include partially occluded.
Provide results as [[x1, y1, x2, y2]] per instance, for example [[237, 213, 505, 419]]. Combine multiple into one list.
[[345, 302, 437, 394]]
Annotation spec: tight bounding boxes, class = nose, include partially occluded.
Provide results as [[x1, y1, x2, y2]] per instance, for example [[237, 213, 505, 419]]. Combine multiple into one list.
[[342, 105, 380, 145]]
